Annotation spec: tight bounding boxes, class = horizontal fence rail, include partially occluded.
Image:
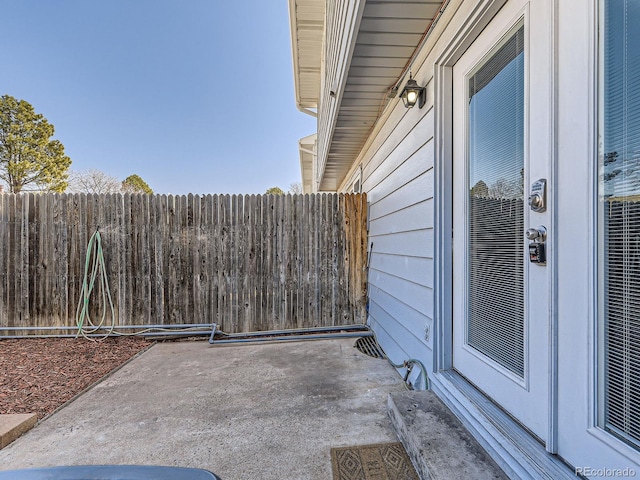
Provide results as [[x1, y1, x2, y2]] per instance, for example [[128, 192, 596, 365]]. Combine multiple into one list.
[[0, 193, 368, 334]]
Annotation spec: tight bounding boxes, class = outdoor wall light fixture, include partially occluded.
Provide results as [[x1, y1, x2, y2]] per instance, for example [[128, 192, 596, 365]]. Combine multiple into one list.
[[400, 74, 426, 109]]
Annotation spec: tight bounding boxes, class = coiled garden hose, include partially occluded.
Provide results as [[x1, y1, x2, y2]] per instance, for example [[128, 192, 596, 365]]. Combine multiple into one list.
[[75, 228, 116, 340]]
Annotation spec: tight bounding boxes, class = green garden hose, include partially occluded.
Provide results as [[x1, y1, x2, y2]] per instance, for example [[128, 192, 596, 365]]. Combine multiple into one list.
[[75, 228, 116, 340]]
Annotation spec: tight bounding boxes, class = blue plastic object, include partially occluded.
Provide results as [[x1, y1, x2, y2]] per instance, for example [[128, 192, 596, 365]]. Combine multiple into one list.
[[0, 465, 221, 480]]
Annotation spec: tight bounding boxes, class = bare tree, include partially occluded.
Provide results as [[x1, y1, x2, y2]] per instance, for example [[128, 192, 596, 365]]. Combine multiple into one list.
[[489, 178, 521, 199], [67, 169, 122, 194], [288, 182, 303, 194]]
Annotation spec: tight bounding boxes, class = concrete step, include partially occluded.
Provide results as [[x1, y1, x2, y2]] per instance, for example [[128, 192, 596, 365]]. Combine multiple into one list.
[[388, 391, 508, 480], [0, 414, 37, 449]]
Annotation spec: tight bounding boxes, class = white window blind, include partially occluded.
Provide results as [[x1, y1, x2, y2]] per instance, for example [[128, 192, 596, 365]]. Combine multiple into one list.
[[466, 26, 525, 377], [601, 0, 640, 449]]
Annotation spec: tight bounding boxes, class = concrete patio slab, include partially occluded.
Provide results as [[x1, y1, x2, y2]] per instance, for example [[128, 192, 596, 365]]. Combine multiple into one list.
[[0, 338, 406, 480], [0, 414, 37, 449]]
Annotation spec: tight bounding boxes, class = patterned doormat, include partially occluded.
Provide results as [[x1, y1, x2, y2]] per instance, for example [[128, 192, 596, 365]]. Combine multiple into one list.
[[331, 442, 419, 480]]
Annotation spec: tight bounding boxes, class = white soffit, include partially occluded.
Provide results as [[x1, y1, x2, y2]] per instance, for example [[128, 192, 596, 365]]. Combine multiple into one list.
[[299, 134, 317, 193], [289, 0, 325, 112], [321, 0, 445, 191]]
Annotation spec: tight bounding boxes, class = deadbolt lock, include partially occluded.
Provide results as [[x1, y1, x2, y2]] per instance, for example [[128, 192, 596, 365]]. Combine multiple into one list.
[[529, 194, 543, 209], [528, 179, 547, 213]]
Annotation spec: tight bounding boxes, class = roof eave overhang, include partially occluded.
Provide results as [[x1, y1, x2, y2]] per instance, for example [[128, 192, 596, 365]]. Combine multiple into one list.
[[298, 134, 317, 193], [318, 1, 448, 191], [288, 0, 324, 116]]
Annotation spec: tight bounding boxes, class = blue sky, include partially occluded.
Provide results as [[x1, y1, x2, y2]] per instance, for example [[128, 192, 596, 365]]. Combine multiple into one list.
[[1, 0, 316, 195]]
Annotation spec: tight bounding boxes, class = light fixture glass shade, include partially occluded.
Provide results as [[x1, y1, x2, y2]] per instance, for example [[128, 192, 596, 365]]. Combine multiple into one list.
[[400, 77, 426, 109]]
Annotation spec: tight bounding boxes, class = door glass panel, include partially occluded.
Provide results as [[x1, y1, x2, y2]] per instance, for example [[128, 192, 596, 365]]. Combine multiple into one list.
[[467, 26, 525, 377], [600, 0, 640, 449]]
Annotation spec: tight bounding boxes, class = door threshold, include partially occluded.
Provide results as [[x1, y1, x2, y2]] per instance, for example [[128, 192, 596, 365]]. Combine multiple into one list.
[[431, 370, 575, 479]]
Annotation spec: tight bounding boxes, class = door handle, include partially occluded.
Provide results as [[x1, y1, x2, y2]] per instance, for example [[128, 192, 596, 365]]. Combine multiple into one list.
[[525, 226, 547, 242], [526, 226, 547, 265]]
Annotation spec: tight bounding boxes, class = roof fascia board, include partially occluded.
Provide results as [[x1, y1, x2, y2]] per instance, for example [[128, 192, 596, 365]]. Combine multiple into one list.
[[288, 0, 304, 111]]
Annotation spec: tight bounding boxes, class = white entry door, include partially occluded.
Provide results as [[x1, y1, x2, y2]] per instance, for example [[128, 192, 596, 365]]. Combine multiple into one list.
[[452, 0, 552, 443], [553, 0, 640, 472]]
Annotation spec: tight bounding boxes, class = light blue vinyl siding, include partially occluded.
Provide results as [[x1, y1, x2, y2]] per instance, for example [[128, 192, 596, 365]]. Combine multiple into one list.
[[369, 287, 432, 339], [369, 251, 433, 288], [369, 269, 433, 315], [362, 106, 435, 388], [371, 229, 434, 257]]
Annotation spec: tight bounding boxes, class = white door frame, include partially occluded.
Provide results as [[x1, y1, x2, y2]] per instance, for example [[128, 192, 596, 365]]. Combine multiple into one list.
[[432, 0, 560, 453]]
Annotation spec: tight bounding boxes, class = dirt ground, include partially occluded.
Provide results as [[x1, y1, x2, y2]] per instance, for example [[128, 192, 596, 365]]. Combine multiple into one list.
[[0, 337, 151, 420]]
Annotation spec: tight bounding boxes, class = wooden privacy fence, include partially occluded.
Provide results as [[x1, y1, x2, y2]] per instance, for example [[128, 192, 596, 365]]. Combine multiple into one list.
[[0, 193, 368, 334]]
